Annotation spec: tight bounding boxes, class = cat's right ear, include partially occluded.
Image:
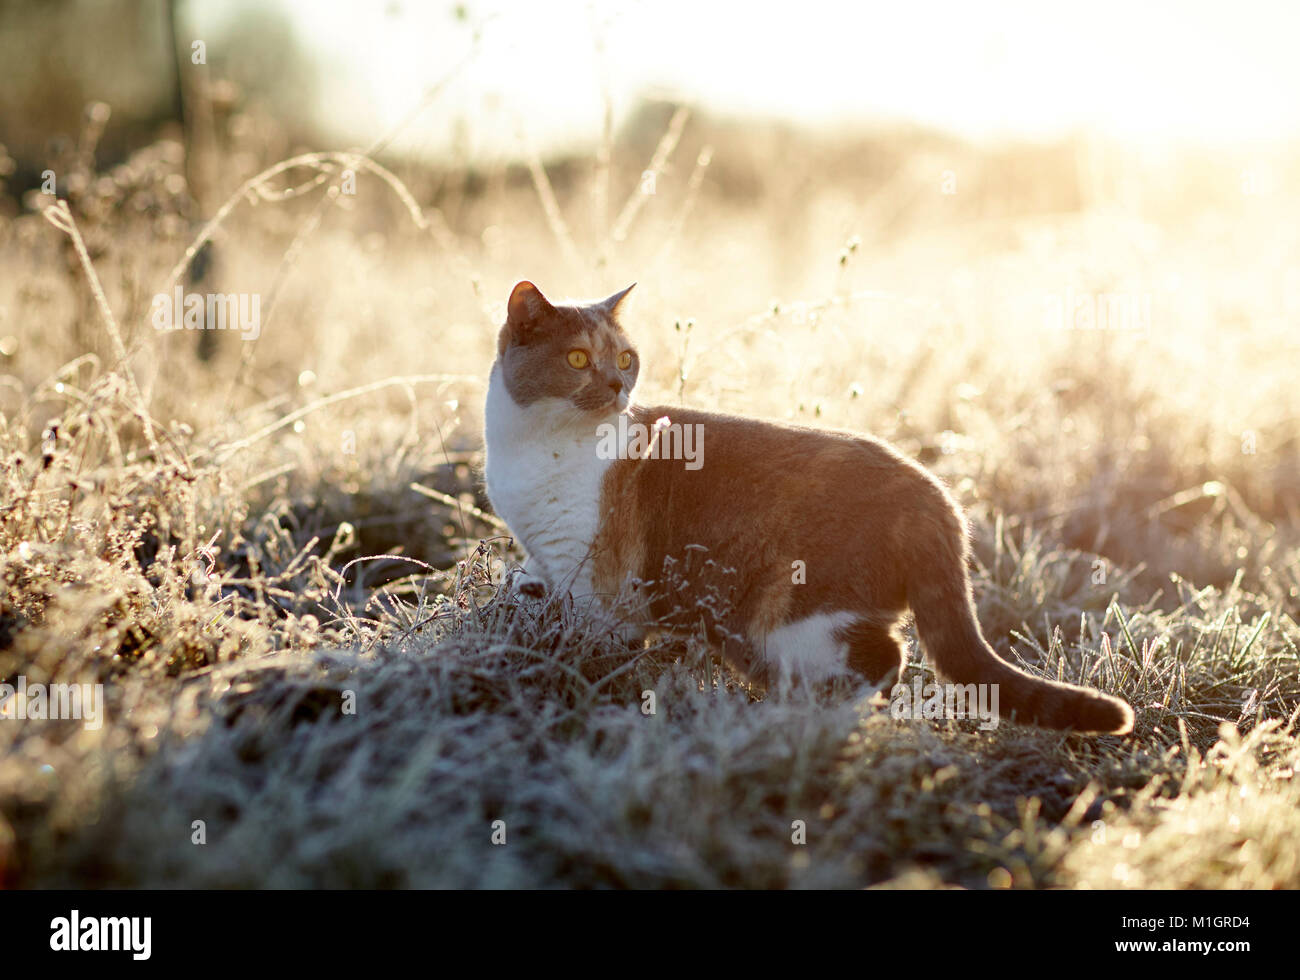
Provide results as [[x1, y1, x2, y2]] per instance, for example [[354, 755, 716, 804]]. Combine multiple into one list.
[[506, 281, 555, 342]]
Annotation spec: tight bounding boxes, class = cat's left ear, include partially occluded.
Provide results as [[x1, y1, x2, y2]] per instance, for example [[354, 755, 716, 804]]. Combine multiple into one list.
[[598, 283, 636, 317]]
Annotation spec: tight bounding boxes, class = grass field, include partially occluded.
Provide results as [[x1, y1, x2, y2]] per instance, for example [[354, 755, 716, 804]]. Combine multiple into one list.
[[1, 105, 1298, 888]]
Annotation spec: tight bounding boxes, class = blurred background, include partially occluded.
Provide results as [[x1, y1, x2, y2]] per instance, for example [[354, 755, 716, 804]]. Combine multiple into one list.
[[0, 0, 1298, 596]]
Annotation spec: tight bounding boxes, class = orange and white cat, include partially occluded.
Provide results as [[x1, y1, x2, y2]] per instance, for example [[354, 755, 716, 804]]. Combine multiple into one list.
[[483, 281, 1133, 734]]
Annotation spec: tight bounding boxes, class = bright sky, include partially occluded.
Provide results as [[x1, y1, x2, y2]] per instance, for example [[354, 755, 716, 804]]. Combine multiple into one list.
[[203, 0, 1300, 157]]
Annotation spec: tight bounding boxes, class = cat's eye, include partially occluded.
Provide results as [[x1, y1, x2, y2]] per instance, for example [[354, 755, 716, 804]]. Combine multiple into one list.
[[566, 349, 589, 369], [617, 351, 633, 370]]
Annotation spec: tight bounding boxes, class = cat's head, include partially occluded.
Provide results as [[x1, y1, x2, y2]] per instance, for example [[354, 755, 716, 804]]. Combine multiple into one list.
[[494, 280, 639, 418]]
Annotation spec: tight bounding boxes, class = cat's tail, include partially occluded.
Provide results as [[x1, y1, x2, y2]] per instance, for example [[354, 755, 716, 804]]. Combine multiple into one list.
[[908, 550, 1133, 735]]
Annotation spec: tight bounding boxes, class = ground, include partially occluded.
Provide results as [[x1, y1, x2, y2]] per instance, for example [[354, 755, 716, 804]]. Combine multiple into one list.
[[0, 110, 1297, 887]]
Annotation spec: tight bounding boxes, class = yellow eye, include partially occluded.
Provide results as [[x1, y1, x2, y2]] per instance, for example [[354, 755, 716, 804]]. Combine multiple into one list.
[[617, 351, 633, 370], [567, 349, 589, 369]]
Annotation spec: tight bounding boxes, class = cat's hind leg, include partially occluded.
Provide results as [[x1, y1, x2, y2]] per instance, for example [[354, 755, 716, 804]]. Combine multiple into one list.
[[752, 611, 857, 689], [839, 618, 906, 687]]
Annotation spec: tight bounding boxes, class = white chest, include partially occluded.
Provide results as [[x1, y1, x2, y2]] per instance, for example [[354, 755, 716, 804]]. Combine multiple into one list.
[[483, 366, 613, 600]]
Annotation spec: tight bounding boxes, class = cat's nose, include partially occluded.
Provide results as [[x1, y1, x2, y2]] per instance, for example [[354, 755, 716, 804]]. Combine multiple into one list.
[[607, 377, 623, 395]]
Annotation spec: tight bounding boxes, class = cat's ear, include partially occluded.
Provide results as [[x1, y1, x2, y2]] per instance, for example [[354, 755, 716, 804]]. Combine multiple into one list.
[[507, 280, 555, 327], [598, 283, 636, 318]]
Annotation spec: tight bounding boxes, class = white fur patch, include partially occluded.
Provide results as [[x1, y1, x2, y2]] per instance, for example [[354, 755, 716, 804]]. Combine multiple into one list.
[[483, 363, 617, 607], [757, 611, 856, 685]]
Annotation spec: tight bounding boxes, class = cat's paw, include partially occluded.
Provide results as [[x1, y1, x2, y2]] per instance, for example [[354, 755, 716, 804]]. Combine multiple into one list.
[[517, 575, 547, 599], [506, 566, 548, 601]]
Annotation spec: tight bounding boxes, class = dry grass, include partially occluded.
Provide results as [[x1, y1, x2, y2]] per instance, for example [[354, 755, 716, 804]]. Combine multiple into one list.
[[0, 103, 1298, 888]]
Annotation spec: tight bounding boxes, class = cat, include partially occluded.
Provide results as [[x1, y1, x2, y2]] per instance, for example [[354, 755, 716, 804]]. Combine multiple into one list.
[[483, 280, 1134, 734]]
